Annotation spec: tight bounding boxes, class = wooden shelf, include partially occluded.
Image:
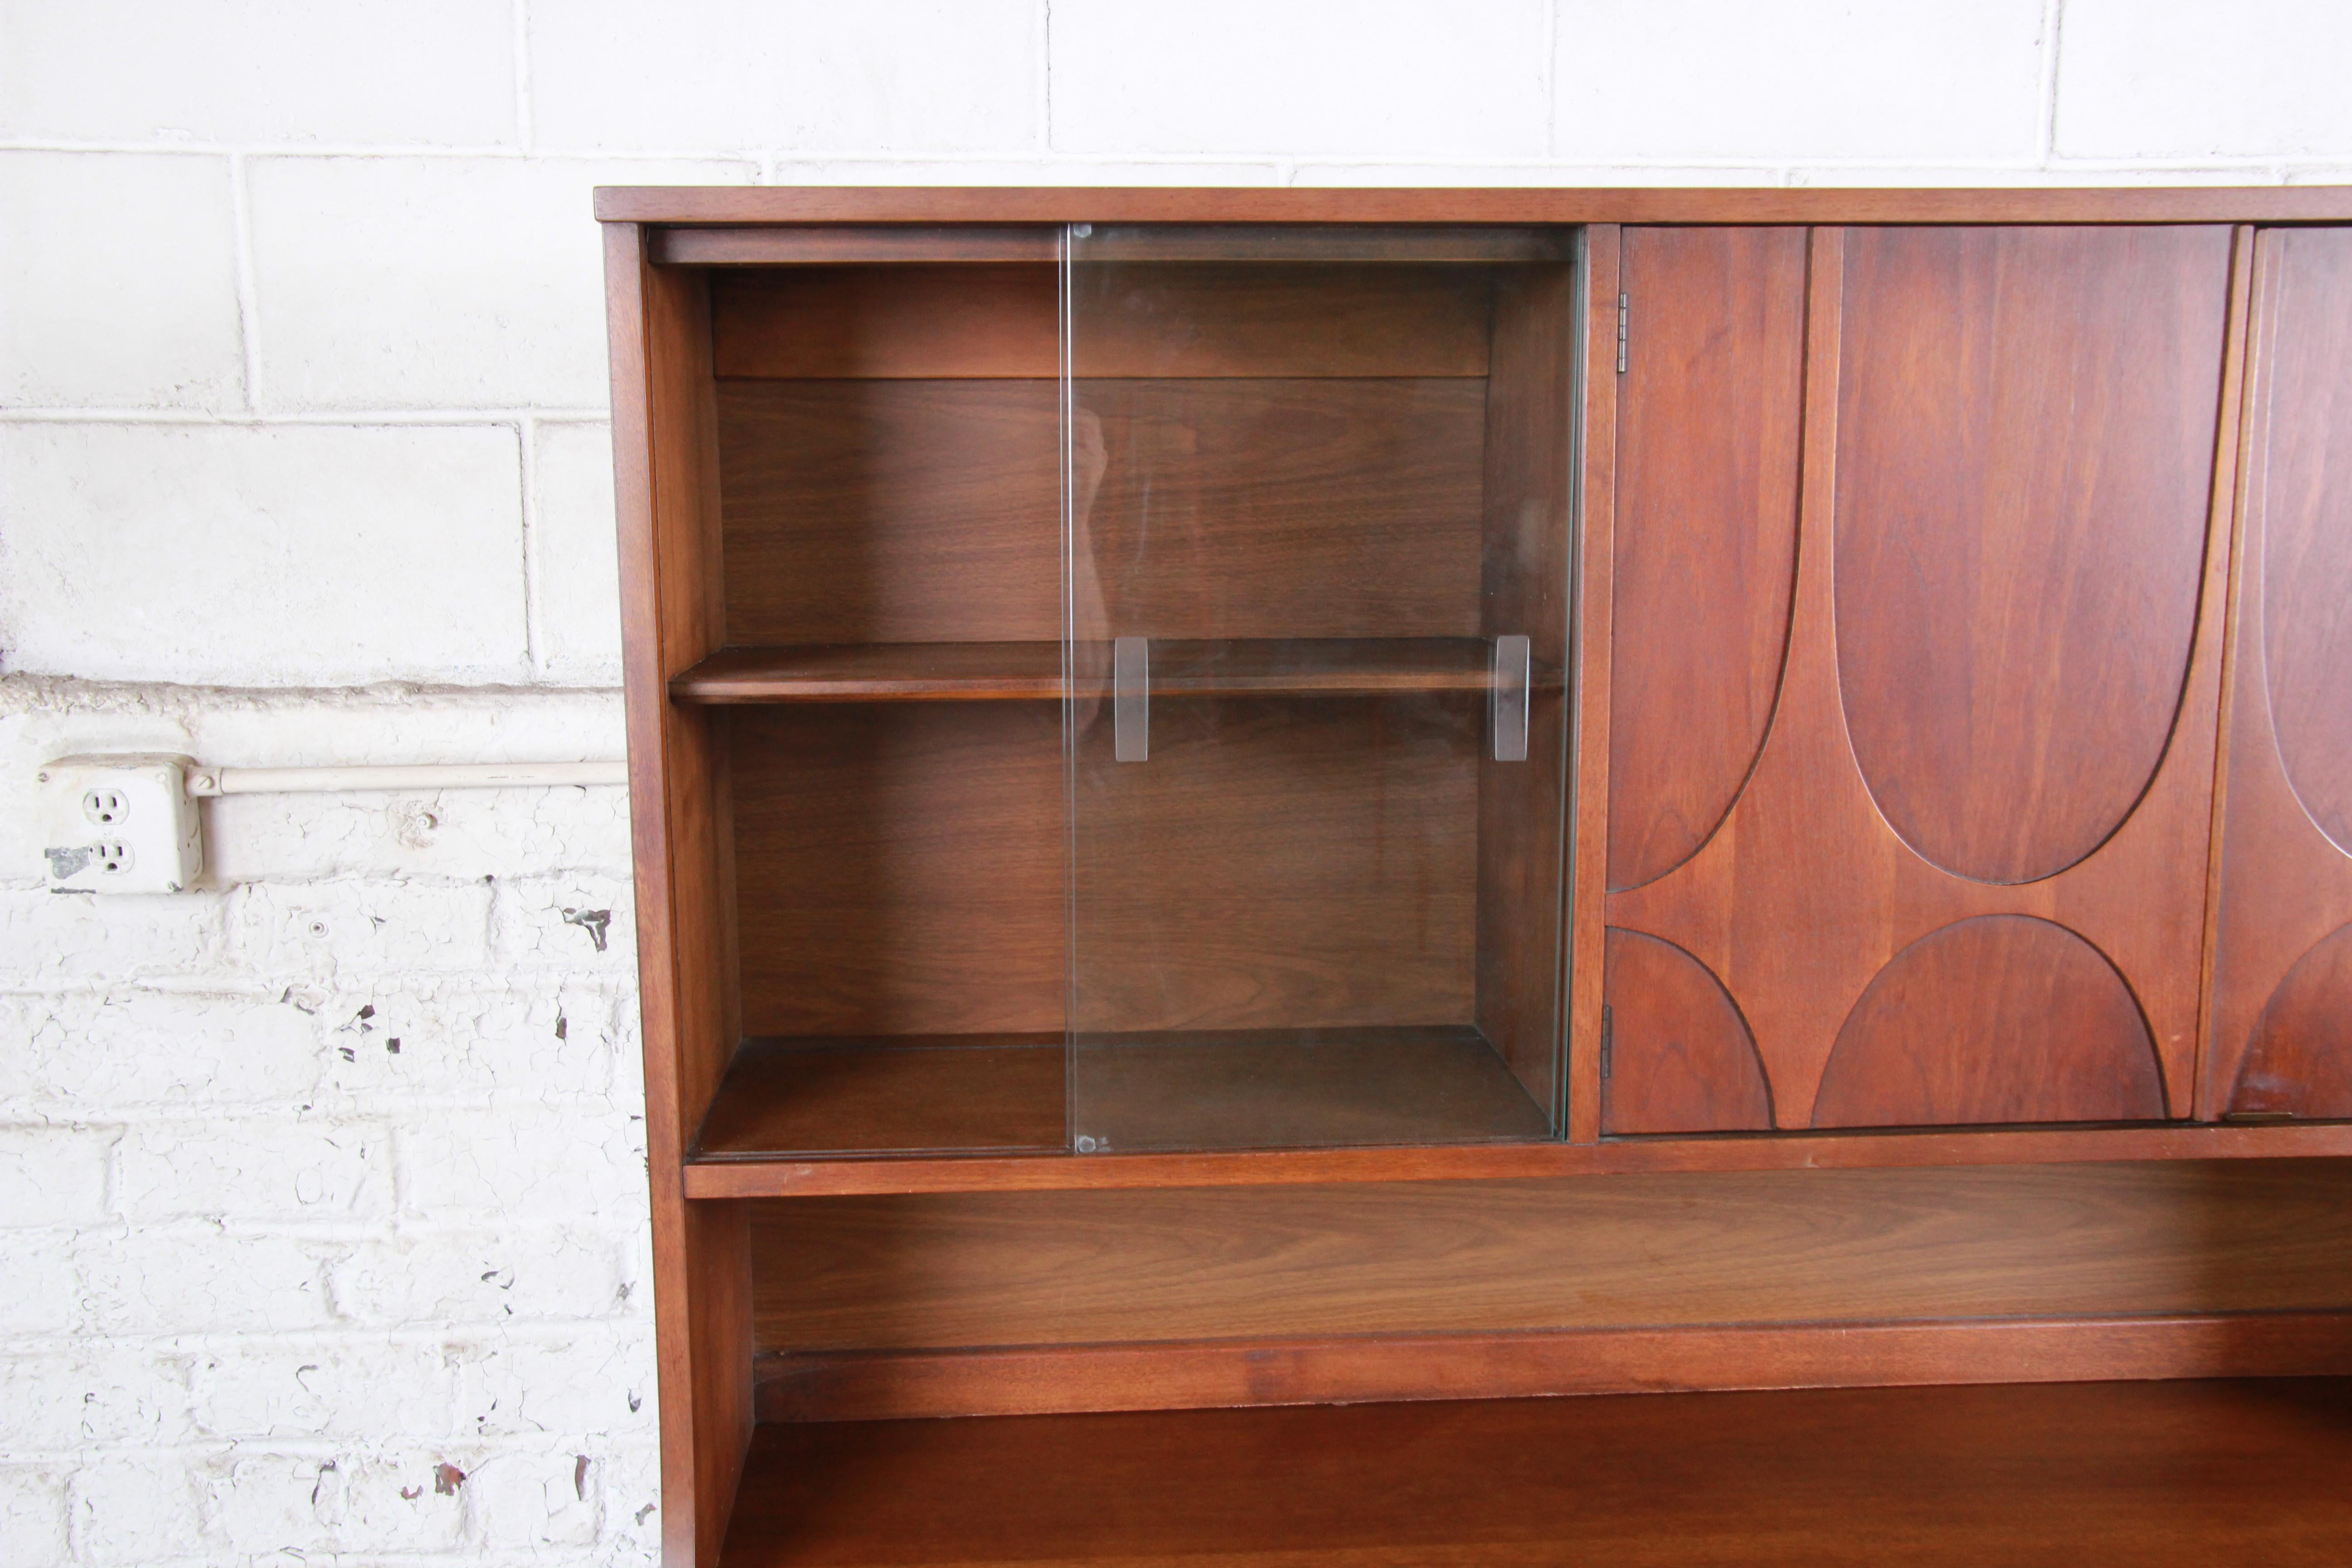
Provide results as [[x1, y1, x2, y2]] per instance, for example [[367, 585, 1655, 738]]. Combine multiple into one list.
[[671, 643, 1063, 703], [671, 638, 1550, 704], [696, 1036, 1066, 1158], [681, 1116, 2352, 1200], [690, 1026, 1556, 1166], [718, 1378, 2352, 1566], [1074, 1025, 1552, 1152]]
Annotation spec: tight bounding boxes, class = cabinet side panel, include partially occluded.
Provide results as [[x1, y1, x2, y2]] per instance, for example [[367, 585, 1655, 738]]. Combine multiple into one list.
[[608, 224, 749, 1568]]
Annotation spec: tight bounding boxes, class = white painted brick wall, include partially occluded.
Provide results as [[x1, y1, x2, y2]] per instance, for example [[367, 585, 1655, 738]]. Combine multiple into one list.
[[0, 3, 2344, 1563]]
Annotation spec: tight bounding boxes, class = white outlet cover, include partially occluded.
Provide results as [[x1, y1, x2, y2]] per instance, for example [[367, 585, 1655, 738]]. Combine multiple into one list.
[[39, 754, 202, 894]]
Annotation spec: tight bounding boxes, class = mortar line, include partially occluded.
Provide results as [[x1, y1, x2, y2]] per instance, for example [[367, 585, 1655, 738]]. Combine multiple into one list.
[[518, 416, 545, 677], [227, 153, 263, 412], [512, 0, 535, 154], [2037, 0, 2068, 166]]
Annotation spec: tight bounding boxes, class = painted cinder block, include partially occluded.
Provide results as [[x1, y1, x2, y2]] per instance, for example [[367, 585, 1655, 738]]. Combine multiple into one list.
[[232, 880, 498, 981], [0, 990, 324, 1113], [245, 155, 755, 412], [67, 1452, 205, 1568], [328, 1225, 633, 1328], [1550, 0, 2047, 164], [77, 1225, 332, 1335], [0, 422, 529, 686], [0, 1345, 193, 1450], [0, 1123, 113, 1227], [0, 0, 514, 147], [0, 1466, 69, 1568], [397, 1106, 647, 1224], [526, 0, 1039, 156], [2056, 0, 2352, 161], [0, 152, 245, 411], [1050, 0, 1551, 158], [531, 419, 627, 684], [113, 1116, 392, 1222], [188, 1337, 461, 1442]]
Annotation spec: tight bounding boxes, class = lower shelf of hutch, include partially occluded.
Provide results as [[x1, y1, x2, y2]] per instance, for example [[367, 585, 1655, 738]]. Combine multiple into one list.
[[692, 1027, 1553, 1158], [718, 1378, 2352, 1567]]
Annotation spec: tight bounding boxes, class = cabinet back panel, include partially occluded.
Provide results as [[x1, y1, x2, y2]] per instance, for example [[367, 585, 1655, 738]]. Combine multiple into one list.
[[710, 262, 1496, 380], [1071, 263, 1494, 377], [713, 265, 1058, 378], [732, 703, 1065, 1036], [1075, 378, 1487, 642], [1073, 696, 1480, 1034], [719, 379, 1060, 645], [749, 1161, 2352, 1350]]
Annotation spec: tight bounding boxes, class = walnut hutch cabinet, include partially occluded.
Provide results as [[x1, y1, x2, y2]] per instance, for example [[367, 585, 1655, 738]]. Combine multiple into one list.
[[601, 188, 2352, 1567]]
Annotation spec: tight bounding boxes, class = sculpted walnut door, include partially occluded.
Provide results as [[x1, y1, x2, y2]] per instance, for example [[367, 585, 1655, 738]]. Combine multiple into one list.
[[2207, 227, 2352, 1120], [1603, 223, 2243, 1135]]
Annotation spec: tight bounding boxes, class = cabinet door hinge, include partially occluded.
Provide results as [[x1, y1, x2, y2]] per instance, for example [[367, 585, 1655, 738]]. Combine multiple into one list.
[[1616, 294, 1628, 374], [1599, 1003, 1613, 1080]]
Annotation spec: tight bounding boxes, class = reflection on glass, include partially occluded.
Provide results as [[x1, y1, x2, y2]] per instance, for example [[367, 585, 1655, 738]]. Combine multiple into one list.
[[1065, 224, 1579, 1153]]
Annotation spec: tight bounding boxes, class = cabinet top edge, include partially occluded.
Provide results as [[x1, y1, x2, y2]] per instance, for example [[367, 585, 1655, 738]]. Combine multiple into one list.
[[593, 184, 2352, 226]]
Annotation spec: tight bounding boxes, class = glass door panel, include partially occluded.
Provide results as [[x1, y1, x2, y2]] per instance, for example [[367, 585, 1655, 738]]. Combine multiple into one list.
[[1065, 223, 1578, 1152]]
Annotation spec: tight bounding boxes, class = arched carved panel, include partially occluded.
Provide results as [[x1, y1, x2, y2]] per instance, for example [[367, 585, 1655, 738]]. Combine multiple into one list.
[[1602, 928, 1773, 1135], [2260, 235, 2352, 856], [1833, 226, 2231, 885], [2205, 227, 2352, 1114], [2230, 924, 2352, 1119], [1813, 916, 2164, 1129], [1609, 226, 1806, 892]]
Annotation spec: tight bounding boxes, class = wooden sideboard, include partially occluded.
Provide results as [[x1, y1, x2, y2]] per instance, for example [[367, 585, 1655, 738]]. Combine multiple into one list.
[[601, 186, 2352, 1567]]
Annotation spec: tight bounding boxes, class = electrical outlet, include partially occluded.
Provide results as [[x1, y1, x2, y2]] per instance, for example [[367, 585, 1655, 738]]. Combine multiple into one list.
[[39, 755, 202, 894]]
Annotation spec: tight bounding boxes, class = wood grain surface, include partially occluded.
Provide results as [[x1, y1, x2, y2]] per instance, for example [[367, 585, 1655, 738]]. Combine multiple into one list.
[[718, 1379, 2352, 1566], [731, 702, 1065, 1038], [1607, 225, 2244, 1126], [718, 380, 1059, 646], [713, 266, 1057, 378], [2231, 927, 2352, 1119], [1602, 928, 1773, 1135], [670, 639, 1529, 704], [1833, 225, 2230, 886], [1067, 261, 1495, 377], [672, 642, 1066, 703], [683, 1122, 2352, 1200], [1070, 695, 1477, 1036], [607, 225, 749, 1568], [667, 225, 1058, 266], [1609, 226, 1806, 893], [748, 1160, 2352, 1351], [598, 184, 2352, 225], [1072, 377, 1486, 641], [1811, 914, 2165, 1128], [1566, 227, 1621, 1144], [1071, 1027, 1552, 1153], [696, 1037, 1067, 1158], [2208, 227, 2352, 1117], [753, 1314, 2352, 1422]]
